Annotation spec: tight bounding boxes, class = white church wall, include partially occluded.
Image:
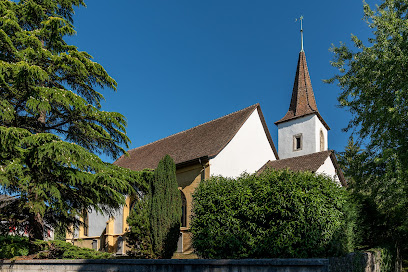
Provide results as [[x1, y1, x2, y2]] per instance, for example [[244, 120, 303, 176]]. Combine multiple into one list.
[[113, 209, 123, 235], [88, 210, 109, 237], [277, 115, 318, 159], [316, 156, 341, 185], [210, 108, 277, 178]]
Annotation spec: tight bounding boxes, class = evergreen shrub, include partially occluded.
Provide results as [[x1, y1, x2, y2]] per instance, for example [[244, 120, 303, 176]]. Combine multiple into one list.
[[34, 240, 112, 259], [0, 236, 111, 259], [0, 235, 29, 259], [190, 169, 357, 259], [126, 155, 182, 258]]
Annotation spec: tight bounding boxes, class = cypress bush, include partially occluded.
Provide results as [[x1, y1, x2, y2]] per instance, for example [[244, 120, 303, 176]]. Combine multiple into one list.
[[190, 169, 357, 259], [150, 155, 182, 258], [126, 155, 182, 258]]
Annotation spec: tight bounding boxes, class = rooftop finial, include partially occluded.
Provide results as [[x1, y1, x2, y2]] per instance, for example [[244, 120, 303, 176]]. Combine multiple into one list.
[[295, 16, 304, 52]]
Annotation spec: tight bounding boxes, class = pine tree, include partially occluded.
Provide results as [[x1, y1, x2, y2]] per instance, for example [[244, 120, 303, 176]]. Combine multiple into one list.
[[0, 0, 144, 242], [150, 155, 181, 258]]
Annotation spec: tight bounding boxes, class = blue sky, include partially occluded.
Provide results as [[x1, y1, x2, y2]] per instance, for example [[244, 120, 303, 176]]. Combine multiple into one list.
[[66, 0, 376, 163]]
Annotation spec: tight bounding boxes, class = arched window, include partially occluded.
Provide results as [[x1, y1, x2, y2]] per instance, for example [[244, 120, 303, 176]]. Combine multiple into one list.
[[320, 129, 325, 151], [180, 191, 187, 227]]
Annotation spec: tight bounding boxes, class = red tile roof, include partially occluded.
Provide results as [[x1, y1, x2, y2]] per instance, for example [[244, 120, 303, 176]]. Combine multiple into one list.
[[275, 51, 330, 130], [115, 104, 278, 171], [257, 150, 346, 186]]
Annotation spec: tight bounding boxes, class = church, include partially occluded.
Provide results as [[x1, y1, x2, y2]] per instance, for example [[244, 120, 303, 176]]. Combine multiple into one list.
[[66, 48, 346, 255]]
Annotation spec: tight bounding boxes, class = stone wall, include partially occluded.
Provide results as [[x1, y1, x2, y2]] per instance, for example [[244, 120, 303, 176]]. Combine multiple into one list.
[[0, 252, 383, 272], [0, 259, 329, 272], [329, 251, 381, 272]]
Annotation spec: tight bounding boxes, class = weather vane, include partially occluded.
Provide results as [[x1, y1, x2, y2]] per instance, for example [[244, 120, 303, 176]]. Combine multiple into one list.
[[295, 15, 304, 52]]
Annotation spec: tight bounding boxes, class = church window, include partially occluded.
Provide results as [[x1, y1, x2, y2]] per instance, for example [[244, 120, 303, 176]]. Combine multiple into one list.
[[293, 134, 302, 151], [180, 191, 187, 227], [320, 129, 325, 151]]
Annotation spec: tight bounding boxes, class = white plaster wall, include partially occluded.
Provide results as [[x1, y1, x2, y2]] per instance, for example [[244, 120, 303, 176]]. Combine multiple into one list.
[[88, 210, 109, 237], [316, 157, 341, 186], [113, 209, 123, 235], [277, 115, 317, 159], [210, 108, 277, 178], [86, 208, 124, 237]]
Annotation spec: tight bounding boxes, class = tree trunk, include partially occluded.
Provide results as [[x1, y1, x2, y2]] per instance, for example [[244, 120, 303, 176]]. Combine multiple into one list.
[[28, 212, 45, 254], [395, 242, 402, 272]]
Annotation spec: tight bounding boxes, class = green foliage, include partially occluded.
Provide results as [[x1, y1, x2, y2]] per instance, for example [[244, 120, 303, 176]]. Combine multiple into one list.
[[125, 171, 154, 258], [190, 170, 356, 259], [378, 246, 396, 272], [34, 240, 112, 259], [0, 0, 145, 242], [0, 235, 29, 259], [126, 155, 182, 259], [54, 223, 68, 241], [329, 0, 408, 265], [0, 126, 147, 239], [0, 235, 111, 260], [328, 0, 408, 152], [150, 155, 182, 258], [337, 138, 406, 270]]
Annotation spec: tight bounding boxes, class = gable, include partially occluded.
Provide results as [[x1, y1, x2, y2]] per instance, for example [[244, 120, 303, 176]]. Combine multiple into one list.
[[210, 108, 277, 177], [316, 156, 341, 185], [114, 104, 278, 171]]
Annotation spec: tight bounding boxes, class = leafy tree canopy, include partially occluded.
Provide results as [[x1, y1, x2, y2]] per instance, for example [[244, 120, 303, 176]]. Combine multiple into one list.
[[329, 0, 408, 262], [329, 0, 408, 157], [0, 0, 145, 241]]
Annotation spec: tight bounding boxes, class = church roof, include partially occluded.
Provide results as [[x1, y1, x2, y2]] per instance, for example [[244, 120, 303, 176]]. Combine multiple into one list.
[[275, 51, 330, 130], [115, 104, 278, 171], [257, 150, 346, 186]]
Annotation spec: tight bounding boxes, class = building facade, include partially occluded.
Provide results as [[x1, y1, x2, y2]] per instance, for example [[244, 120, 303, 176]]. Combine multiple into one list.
[[67, 49, 346, 255]]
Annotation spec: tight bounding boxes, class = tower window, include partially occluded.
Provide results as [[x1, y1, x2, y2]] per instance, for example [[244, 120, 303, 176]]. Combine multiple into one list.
[[320, 129, 325, 151], [293, 134, 303, 151]]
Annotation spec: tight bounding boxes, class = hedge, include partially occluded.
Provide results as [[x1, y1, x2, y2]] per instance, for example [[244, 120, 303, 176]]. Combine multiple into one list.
[[190, 169, 357, 259]]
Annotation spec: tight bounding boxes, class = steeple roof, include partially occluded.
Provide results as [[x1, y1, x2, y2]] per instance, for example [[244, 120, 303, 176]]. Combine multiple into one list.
[[275, 51, 330, 130]]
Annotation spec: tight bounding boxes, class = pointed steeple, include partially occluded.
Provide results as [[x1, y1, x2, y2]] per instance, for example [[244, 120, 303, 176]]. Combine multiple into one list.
[[275, 51, 330, 130]]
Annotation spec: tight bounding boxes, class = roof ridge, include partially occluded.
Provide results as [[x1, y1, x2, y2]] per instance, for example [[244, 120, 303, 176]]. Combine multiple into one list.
[[124, 103, 259, 155], [276, 150, 331, 162], [302, 52, 316, 113]]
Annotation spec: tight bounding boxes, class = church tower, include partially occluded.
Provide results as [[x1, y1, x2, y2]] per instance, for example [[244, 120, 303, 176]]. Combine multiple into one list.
[[275, 24, 330, 159]]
